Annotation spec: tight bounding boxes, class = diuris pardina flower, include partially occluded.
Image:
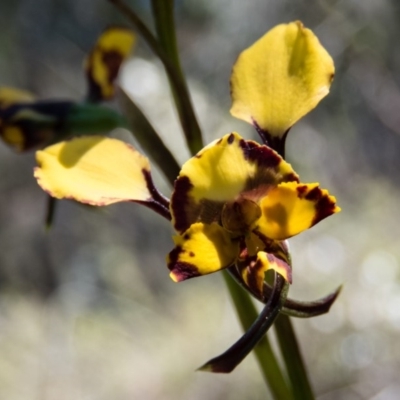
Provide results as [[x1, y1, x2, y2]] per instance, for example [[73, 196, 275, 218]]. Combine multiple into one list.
[[167, 131, 339, 298], [34, 21, 340, 371]]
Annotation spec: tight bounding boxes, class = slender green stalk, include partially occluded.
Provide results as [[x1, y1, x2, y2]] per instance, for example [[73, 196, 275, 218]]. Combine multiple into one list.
[[118, 89, 180, 184], [150, 0, 203, 154], [223, 271, 292, 400], [274, 315, 314, 400], [109, 0, 203, 154]]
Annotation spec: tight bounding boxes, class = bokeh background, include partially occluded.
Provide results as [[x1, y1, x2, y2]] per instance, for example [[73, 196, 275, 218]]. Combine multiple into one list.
[[1, 0, 400, 399]]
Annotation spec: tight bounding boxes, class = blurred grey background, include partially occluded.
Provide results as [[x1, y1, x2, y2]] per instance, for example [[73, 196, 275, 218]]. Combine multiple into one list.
[[1, 0, 400, 399]]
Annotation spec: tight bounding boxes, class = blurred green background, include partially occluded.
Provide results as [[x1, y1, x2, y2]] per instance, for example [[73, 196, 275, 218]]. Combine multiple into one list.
[[1, 0, 400, 399]]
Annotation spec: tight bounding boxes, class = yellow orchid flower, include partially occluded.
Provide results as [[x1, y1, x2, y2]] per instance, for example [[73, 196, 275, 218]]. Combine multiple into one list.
[[167, 132, 339, 296]]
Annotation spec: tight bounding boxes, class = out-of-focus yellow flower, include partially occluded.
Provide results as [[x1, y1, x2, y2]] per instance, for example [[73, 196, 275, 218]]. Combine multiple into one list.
[[85, 27, 136, 102]]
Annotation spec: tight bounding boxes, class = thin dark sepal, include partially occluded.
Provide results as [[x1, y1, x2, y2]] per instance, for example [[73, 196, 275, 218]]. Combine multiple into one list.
[[136, 199, 171, 221], [133, 169, 171, 220], [227, 266, 341, 318], [253, 120, 289, 159], [281, 286, 342, 318], [142, 169, 171, 209], [198, 273, 287, 373]]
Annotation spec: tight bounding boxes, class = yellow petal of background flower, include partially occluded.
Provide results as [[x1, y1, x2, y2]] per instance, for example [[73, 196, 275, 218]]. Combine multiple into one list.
[[167, 222, 239, 282], [241, 251, 292, 297], [34, 136, 152, 206], [0, 87, 35, 108], [171, 132, 298, 232], [85, 27, 136, 101], [230, 21, 334, 137], [255, 181, 340, 240]]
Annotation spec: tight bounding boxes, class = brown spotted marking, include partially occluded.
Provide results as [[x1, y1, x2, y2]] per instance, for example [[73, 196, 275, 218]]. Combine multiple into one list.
[[312, 194, 337, 226], [296, 184, 309, 198], [170, 175, 194, 232]]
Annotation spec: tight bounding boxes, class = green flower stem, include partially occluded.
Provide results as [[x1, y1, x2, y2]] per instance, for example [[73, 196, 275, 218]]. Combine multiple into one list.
[[150, 0, 203, 154], [118, 89, 180, 184], [109, 0, 203, 154], [274, 314, 314, 400], [223, 271, 292, 400]]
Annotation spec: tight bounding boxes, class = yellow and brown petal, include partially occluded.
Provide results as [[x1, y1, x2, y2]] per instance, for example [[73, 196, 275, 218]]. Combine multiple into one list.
[[167, 222, 240, 282], [85, 27, 136, 102], [170, 132, 299, 233], [239, 251, 292, 298], [230, 21, 334, 139], [254, 181, 340, 240]]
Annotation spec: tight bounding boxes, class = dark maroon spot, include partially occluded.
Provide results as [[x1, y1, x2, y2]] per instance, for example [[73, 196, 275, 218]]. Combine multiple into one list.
[[216, 138, 222, 145], [195, 153, 202, 158], [167, 245, 182, 266], [169, 262, 200, 281], [252, 119, 288, 158], [183, 233, 191, 240], [312, 195, 337, 226], [189, 251, 195, 257], [170, 176, 194, 232], [227, 133, 235, 144], [102, 50, 124, 84], [239, 139, 282, 169], [246, 258, 264, 297], [305, 187, 322, 202], [296, 185, 308, 198], [285, 172, 300, 183]]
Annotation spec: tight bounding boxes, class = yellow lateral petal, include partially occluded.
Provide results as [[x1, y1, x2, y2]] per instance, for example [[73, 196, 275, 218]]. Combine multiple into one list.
[[34, 136, 152, 206], [85, 27, 136, 100], [171, 132, 298, 232], [255, 181, 340, 240], [230, 21, 334, 137], [167, 222, 239, 282]]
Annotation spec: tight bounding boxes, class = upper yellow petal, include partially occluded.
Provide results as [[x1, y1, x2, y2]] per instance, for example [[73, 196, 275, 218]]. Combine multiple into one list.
[[254, 181, 340, 240], [170, 132, 298, 232], [230, 21, 334, 137], [85, 27, 136, 101], [34, 136, 152, 206], [167, 222, 239, 282]]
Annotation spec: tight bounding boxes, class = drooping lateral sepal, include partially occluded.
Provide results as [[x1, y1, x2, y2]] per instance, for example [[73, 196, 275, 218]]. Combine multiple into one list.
[[230, 21, 334, 140], [34, 136, 158, 207], [167, 222, 239, 282], [227, 265, 341, 318], [281, 285, 342, 318], [85, 26, 136, 102], [199, 273, 287, 373]]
